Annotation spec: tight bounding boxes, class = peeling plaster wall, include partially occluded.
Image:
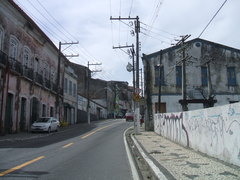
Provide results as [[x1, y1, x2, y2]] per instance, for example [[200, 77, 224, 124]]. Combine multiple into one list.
[[154, 102, 240, 166], [0, 1, 63, 133], [146, 39, 240, 113]]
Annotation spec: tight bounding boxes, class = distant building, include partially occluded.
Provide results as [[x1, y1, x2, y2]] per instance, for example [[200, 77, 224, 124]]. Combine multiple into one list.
[[64, 63, 78, 124], [70, 60, 133, 121], [0, 0, 64, 134], [142, 38, 240, 116]]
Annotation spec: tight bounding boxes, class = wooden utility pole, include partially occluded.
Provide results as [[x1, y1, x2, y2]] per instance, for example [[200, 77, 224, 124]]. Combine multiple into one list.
[[87, 61, 102, 124]]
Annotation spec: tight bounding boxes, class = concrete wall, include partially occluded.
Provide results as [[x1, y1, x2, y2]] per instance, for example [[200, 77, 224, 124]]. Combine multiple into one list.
[[154, 102, 240, 167], [152, 94, 240, 113]]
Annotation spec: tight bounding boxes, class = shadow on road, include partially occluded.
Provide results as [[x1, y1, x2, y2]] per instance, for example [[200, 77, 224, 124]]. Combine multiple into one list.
[[0, 123, 97, 148]]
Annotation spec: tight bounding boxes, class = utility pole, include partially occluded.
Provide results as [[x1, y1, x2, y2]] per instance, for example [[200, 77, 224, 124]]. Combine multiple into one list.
[[176, 35, 191, 111], [206, 61, 212, 99], [57, 41, 78, 121], [113, 44, 135, 101], [131, 47, 136, 95], [110, 16, 140, 90], [110, 16, 141, 134], [140, 68, 143, 97], [158, 50, 163, 113], [87, 61, 102, 124]]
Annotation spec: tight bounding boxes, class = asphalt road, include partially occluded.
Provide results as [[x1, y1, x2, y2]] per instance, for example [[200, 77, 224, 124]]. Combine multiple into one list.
[[0, 119, 133, 180]]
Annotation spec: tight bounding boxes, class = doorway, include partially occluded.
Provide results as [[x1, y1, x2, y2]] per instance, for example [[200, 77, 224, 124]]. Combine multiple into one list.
[[155, 102, 166, 113], [20, 97, 27, 131], [30, 97, 39, 124], [4, 93, 13, 134]]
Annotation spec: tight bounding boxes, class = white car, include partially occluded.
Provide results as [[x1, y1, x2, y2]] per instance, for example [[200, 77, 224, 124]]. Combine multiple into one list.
[[31, 117, 60, 133]]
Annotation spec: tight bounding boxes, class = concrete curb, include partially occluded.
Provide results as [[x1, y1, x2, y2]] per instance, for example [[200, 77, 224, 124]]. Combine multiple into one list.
[[131, 133, 168, 180], [124, 127, 140, 180]]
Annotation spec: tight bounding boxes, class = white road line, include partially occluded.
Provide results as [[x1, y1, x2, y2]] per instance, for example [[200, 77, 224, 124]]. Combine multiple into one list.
[[124, 127, 140, 180]]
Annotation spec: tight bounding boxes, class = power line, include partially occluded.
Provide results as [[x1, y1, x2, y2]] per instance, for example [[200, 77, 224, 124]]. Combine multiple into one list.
[[129, 0, 134, 16], [198, 0, 228, 38], [25, 0, 72, 42], [35, 0, 78, 41], [140, 21, 179, 37], [140, 26, 173, 40]]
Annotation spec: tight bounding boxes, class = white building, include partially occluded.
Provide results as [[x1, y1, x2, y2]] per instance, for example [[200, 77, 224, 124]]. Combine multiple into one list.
[[142, 38, 240, 115], [64, 64, 78, 124]]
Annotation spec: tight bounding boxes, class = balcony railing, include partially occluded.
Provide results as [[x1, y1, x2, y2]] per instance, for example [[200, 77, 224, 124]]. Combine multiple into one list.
[[1, 52, 62, 94], [0, 50, 7, 66], [23, 66, 34, 80], [44, 79, 51, 89], [35, 72, 43, 85], [9, 57, 23, 74]]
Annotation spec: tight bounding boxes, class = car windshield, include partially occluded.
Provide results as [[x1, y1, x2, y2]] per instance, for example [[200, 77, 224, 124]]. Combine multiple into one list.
[[36, 118, 50, 123]]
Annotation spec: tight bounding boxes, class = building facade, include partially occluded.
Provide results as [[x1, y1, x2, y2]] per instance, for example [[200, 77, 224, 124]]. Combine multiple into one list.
[[64, 63, 77, 125], [0, 0, 64, 134], [142, 38, 240, 118]]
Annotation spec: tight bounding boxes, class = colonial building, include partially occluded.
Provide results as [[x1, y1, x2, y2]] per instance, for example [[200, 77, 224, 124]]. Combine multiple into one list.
[[142, 38, 240, 116], [0, 0, 64, 134]]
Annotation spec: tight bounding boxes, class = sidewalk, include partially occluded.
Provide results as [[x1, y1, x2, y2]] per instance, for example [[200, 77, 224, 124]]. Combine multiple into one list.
[[133, 126, 240, 180]]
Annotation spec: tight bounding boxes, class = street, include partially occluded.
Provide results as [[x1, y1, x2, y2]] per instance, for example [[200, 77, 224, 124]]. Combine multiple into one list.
[[0, 119, 133, 180]]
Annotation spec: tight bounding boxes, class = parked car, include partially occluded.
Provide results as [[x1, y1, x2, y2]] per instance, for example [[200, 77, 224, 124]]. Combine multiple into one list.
[[31, 117, 60, 133], [125, 112, 134, 121]]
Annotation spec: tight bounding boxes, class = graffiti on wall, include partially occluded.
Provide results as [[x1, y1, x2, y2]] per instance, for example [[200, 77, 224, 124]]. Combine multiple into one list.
[[154, 103, 240, 166], [154, 112, 189, 147]]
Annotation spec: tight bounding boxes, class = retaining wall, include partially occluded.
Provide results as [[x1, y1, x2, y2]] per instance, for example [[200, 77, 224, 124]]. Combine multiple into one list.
[[154, 102, 240, 166]]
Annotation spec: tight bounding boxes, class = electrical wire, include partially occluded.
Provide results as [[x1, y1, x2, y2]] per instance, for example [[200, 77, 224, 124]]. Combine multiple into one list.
[[129, 0, 134, 17], [15, 0, 116, 81], [25, 0, 72, 42], [198, 0, 228, 38]]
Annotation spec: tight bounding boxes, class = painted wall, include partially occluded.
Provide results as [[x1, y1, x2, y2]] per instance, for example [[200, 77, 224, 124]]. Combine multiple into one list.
[[154, 102, 240, 167]]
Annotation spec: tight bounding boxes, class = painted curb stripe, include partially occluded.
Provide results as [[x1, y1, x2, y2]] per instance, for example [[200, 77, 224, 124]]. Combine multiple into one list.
[[0, 156, 45, 176], [124, 127, 140, 180], [131, 134, 168, 180]]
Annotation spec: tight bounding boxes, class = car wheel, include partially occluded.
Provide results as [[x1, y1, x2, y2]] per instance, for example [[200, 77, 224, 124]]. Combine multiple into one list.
[[48, 127, 51, 133], [56, 126, 59, 132]]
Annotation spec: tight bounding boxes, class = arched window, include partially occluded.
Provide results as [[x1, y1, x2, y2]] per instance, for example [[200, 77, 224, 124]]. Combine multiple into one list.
[[23, 46, 31, 68], [9, 36, 19, 59], [0, 27, 4, 51]]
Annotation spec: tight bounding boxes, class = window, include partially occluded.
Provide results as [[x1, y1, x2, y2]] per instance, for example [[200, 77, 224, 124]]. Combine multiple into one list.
[[201, 66, 208, 86], [69, 80, 72, 95], [227, 67, 237, 86], [9, 36, 19, 59], [50, 107, 54, 117], [64, 78, 68, 93], [176, 66, 182, 87], [155, 65, 164, 86], [0, 27, 4, 50], [23, 47, 31, 67], [50, 67, 55, 83], [42, 104, 46, 117], [34, 57, 39, 73], [73, 83, 76, 97]]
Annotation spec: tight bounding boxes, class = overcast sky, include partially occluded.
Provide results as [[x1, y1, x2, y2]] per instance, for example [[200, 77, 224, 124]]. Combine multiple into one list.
[[14, 0, 240, 86]]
